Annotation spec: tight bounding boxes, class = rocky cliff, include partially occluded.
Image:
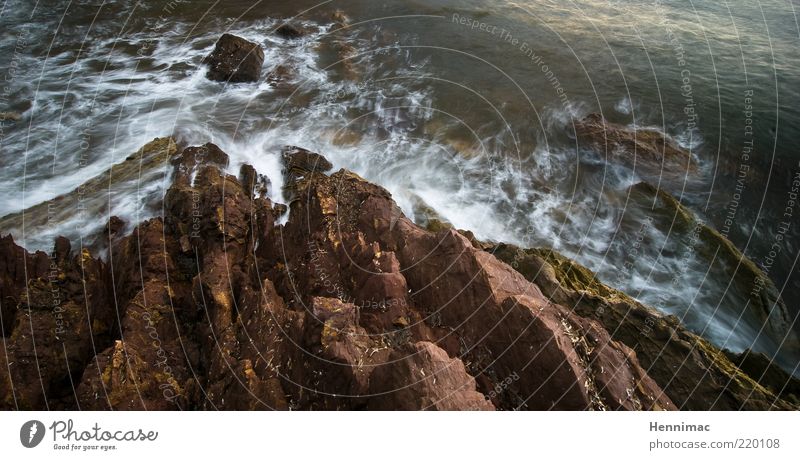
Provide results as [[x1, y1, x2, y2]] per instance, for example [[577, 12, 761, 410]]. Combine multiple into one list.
[[0, 138, 797, 410]]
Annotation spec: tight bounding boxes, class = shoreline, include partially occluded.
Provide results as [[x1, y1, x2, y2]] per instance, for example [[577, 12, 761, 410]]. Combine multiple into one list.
[[0, 136, 798, 410]]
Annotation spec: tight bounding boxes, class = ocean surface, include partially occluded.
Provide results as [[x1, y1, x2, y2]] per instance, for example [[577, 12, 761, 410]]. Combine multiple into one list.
[[1, 0, 799, 372]]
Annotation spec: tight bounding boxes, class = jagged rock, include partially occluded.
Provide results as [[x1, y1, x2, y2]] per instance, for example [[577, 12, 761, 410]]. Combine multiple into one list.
[[0, 237, 114, 409], [203, 33, 264, 83], [0, 235, 49, 337], [281, 145, 334, 201], [239, 163, 270, 199], [106, 215, 125, 239], [575, 113, 697, 176], [172, 142, 229, 180], [408, 194, 453, 232], [282, 145, 333, 176], [487, 243, 800, 410], [272, 161, 675, 410]]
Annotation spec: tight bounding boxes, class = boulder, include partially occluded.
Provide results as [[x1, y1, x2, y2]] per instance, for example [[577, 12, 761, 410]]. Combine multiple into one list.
[[203, 33, 264, 83], [275, 23, 307, 39]]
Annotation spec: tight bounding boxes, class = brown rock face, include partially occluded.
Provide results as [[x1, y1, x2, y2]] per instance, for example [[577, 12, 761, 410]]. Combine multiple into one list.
[[575, 113, 697, 177], [8, 139, 785, 411], [204, 34, 264, 83], [368, 342, 495, 410], [0, 237, 114, 409]]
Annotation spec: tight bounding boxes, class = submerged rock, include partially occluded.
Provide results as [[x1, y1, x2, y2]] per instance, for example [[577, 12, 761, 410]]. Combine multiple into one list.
[[575, 113, 697, 176], [0, 137, 178, 249], [266, 65, 292, 87], [331, 10, 350, 29], [275, 23, 307, 39], [203, 33, 264, 83], [0, 112, 22, 122]]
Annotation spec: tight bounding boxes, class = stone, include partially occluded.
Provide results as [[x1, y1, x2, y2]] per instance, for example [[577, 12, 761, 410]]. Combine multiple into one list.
[[203, 34, 264, 83], [275, 23, 306, 39], [575, 113, 697, 176]]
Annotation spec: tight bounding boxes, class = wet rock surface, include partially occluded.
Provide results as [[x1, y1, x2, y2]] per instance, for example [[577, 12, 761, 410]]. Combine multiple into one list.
[[275, 23, 307, 39], [0, 137, 178, 250], [575, 113, 697, 177], [0, 112, 22, 122], [0, 140, 791, 410], [203, 33, 264, 83]]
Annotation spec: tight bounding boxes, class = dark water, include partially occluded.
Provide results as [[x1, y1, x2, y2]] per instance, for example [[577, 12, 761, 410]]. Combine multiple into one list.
[[1, 0, 799, 371]]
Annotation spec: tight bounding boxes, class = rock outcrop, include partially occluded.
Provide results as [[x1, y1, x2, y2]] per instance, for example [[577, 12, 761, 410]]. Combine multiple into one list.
[[203, 33, 264, 83], [0, 140, 687, 410], [725, 349, 800, 406], [3, 140, 795, 411], [0, 236, 114, 409]]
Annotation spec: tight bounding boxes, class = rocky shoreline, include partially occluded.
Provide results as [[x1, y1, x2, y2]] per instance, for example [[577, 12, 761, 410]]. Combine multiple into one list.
[[1, 30, 798, 411], [0, 136, 798, 410]]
